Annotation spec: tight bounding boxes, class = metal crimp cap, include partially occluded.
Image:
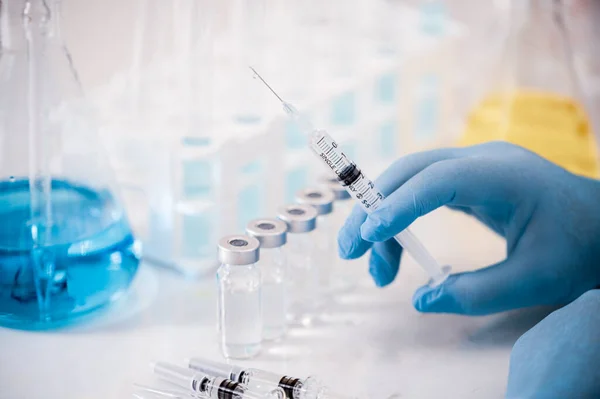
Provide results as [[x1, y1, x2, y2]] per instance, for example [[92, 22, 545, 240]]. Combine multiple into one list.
[[295, 187, 335, 215], [246, 218, 288, 249], [218, 235, 260, 265], [319, 175, 351, 201], [276, 204, 318, 233]]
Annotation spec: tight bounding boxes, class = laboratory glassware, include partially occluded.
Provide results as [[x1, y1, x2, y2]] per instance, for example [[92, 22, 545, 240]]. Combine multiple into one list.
[[187, 357, 359, 399], [294, 187, 335, 299], [459, 0, 599, 178], [230, 0, 267, 124], [152, 362, 285, 399], [250, 68, 450, 287], [419, 0, 447, 36], [130, 1, 223, 279], [245, 218, 288, 341], [0, 0, 140, 328], [217, 234, 262, 359], [276, 204, 319, 325]]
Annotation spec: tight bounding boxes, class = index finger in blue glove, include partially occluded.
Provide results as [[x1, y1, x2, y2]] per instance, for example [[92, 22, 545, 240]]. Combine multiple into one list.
[[338, 148, 459, 260], [361, 157, 519, 242], [371, 147, 460, 196]]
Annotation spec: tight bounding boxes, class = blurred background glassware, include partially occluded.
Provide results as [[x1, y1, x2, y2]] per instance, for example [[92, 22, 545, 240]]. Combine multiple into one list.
[[458, 0, 600, 179]]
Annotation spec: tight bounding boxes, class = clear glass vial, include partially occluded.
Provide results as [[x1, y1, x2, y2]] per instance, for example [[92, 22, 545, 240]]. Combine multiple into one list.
[[217, 234, 262, 359], [319, 176, 360, 293], [246, 218, 288, 341], [295, 188, 336, 301], [276, 204, 318, 326]]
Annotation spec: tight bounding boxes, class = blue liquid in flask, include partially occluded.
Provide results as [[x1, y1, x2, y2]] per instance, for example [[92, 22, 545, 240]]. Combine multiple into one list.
[[0, 178, 140, 329]]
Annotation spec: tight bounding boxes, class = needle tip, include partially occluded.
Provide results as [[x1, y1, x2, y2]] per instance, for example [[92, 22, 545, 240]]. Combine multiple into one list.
[[249, 66, 258, 78], [247, 68, 285, 104]]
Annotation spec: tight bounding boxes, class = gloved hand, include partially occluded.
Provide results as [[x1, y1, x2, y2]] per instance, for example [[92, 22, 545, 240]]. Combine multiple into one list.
[[506, 289, 600, 398], [338, 141, 600, 315]]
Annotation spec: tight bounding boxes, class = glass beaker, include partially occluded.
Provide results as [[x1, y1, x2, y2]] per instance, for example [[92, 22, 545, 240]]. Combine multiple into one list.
[[0, 0, 141, 328], [458, 0, 600, 179]]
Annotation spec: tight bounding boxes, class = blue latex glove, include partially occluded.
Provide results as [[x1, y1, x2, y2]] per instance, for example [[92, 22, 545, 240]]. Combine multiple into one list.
[[338, 141, 600, 315], [506, 289, 600, 398]]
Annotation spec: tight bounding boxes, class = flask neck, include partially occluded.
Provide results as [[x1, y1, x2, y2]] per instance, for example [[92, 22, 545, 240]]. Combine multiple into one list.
[[48, 0, 61, 39], [20, 0, 64, 49], [510, 0, 564, 35], [0, 0, 27, 49], [22, 0, 59, 37], [502, 0, 579, 98]]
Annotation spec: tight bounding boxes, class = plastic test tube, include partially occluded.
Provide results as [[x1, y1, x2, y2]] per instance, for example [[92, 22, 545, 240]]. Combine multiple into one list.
[[187, 358, 358, 399], [217, 235, 262, 359], [245, 218, 289, 341], [276, 204, 319, 326], [294, 187, 336, 300], [152, 362, 285, 399]]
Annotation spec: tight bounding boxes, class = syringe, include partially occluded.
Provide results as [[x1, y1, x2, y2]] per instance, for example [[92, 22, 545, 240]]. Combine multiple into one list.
[[249, 68, 451, 286], [187, 357, 358, 399], [152, 362, 286, 399], [132, 383, 205, 398]]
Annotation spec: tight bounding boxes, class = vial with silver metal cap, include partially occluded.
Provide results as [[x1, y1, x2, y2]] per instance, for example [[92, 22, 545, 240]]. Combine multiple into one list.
[[217, 235, 262, 359], [276, 204, 318, 326], [246, 218, 288, 341], [295, 188, 336, 301]]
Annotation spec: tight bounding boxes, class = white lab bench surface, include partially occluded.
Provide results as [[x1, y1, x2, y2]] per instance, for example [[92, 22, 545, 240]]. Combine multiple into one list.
[[0, 208, 557, 399]]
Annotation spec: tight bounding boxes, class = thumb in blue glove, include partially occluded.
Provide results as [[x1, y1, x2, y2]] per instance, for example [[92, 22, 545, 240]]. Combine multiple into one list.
[[338, 141, 600, 315]]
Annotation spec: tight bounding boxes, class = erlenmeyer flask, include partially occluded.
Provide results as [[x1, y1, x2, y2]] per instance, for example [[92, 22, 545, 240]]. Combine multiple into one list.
[[458, 0, 600, 179], [0, 0, 141, 328]]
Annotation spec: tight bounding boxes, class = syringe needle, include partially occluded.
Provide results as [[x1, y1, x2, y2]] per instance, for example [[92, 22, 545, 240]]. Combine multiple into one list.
[[249, 67, 310, 127], [249, 66, 285, 103]]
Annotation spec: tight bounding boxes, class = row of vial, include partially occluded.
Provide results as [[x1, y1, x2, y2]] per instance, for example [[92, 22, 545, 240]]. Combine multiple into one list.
[[217, 176, 354, 359]]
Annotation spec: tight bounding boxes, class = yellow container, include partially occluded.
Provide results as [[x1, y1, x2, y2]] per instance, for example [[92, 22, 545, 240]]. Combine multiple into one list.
[[459, 90, 600, 178], [456, 1, 600, 179]]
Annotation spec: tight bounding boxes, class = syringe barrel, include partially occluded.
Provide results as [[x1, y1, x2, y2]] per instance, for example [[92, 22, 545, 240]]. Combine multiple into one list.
[[394, 229, 449, 286], [132, 384, 206, 399], [186, 358, 286, 399], [187, 357, 244, 383], [246, 369, 304, 398], [206, 377, 285, 399], [306, 128, 450, 285], [202, 376, 245, 398], [153, 362, 209, 392]]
